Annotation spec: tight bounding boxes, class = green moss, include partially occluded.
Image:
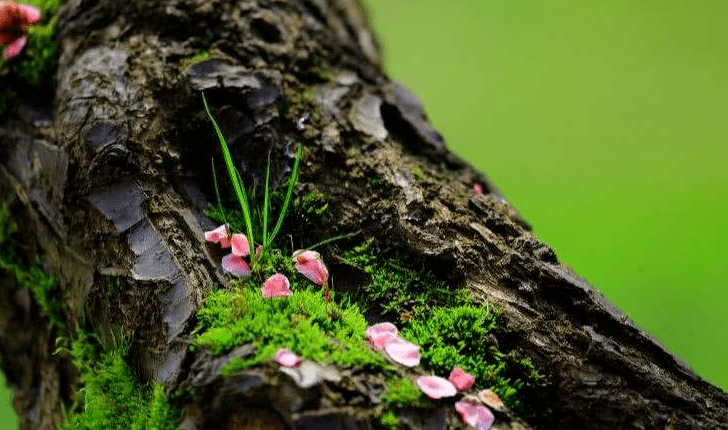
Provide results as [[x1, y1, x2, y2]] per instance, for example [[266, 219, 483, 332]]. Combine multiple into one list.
[[380, 377, 425, 408], [379, 410, 400, 430], [192, 278, 387, 374], [400, 305, 543, 411], [60, 329, 180, 430], [341, 238, 469, 320], [411, 164, 426, 181], [0, 201, 64, 327], [339, 239, 546, 415], [180, 50, 211, 69]]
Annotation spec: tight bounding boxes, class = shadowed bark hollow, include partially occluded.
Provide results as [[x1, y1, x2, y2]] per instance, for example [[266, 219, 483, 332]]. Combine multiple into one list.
[[1, 0, 726, 429]]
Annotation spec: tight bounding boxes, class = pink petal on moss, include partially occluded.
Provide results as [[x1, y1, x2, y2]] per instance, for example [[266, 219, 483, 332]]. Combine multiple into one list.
[[221, 254, 251, 277], [416, 376, 457, 399], [473, 184, 483, 195], [292, 250, 328, 285], [261, 273, 292, 298], [455, 398, 494, 429], [3, 36, 26, 59], [365, 322, 399, 349], [230, 233, 250, 257], [275, 348, 301, 367], [449, 366, 476, 391], [204, 225, 231, 248], [383, 337, 420, 367]]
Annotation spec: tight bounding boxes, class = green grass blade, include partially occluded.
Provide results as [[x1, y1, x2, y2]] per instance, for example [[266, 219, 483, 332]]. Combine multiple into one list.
[[268, 143, 302, 246], [211, 159, 228, 228], [305, 231, 361, 250], [262, 151, 271, 249], [202, 92, 254, 256]]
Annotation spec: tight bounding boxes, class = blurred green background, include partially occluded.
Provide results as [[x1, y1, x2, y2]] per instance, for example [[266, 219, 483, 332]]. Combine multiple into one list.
[[364, 0, 727, 391], [1, 0, 726, 427]]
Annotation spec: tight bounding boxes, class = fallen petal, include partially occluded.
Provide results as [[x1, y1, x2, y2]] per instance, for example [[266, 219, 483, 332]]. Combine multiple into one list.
[[416, 376, 457, 399], [230, 233, 250, 257], [365, 322, 399, 349], [473, 184, 483, 195], [204, 224, 232, 248], [383, 337, 420, 367], [221, 254, 251, 277], [292, 250, 329, 285], [275, 348, 302, 367], [477, 389, 505, 411], [3, 36, 26, 59], [449, 366, 476, 391], [261, 273, 292, 298], [455, 398, 494, 429]]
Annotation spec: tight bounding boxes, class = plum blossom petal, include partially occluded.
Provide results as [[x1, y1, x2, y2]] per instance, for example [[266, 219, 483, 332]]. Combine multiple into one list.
[[455, 398, 495, 429], [473, 184, 483, 195], [292, 250, 328, 285], [230, 233, 250, 257], [365, 322, 399, 350], [3, 35, 26, 59], [261, 273, 292, 298], [275, 348, 302, 367], [477, 389, 505, 411], [204, 224, 232, 248], [449, 366, 476, 391], [221, 254, 250, 277], [383, 337, 420, 367], [416, 376, 457, 399]]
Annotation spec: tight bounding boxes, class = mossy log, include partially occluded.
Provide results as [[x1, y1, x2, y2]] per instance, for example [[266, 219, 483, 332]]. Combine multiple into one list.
[[1, 0, 726, 429]]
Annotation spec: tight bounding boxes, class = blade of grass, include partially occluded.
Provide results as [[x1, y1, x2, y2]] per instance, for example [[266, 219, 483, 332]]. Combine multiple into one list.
[[262, 151, 272, 249], [268, 143, 302, 247], [202, 92, 254, 257], [305, 231, 361, 250], [211, 159, 228, 228]]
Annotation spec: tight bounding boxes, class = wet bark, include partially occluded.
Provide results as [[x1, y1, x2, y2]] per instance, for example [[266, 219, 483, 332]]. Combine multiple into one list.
[[0, 0, 726, 429]]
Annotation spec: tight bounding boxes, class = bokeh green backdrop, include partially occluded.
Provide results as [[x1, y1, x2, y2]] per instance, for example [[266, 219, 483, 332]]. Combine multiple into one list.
[[1, 1, 726, 427]]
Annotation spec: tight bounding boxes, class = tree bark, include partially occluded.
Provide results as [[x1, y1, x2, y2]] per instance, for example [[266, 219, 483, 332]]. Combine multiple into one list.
[[1, 0, 726, 429]]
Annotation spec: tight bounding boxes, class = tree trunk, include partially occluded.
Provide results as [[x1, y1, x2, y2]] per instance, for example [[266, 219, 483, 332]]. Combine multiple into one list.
[[1, 0, 726, 429]]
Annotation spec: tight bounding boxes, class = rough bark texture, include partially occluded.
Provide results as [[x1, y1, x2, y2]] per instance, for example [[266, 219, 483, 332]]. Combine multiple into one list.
[[1, 0, 726, 429]]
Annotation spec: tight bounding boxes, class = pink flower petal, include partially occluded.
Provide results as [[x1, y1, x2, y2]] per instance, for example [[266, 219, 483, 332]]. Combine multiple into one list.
[[204, 224, 232, 248], [230, 233, 250, 257], [3, 36, 26, 59], [221, 254, 251, 277], [16, 4, 41, 25], [261, 273, 292, 298], [275, 348, 301, 367], [449, 366, 476, 391], [455, 398, 495, 429], [416, 376, 457, 399], [292, 250, 328, 285], [365, 322, 399, 349], [383, 337, 420, 367], [477, 389, 505, 411], [473, 184, 483, 195]]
